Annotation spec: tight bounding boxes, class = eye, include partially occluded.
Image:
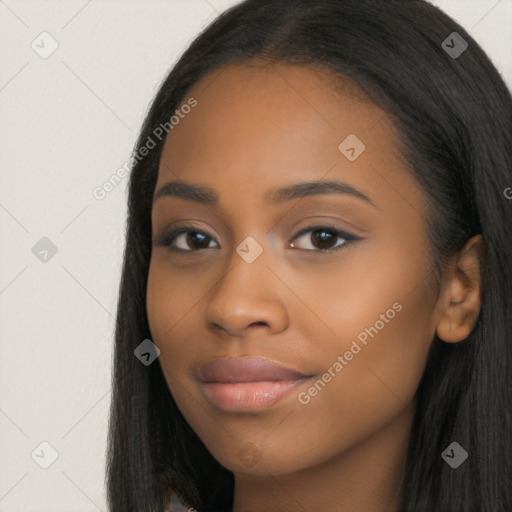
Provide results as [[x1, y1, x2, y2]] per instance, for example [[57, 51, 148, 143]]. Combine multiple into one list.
[[153, 226, 219, 252], [153, 223, 360, 254], [289, 224, 360, 254]]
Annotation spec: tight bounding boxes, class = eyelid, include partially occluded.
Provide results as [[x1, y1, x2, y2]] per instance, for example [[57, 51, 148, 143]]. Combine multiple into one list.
[[152, 224, 219, 251], [290, 224, 360, 243], [153, 222, 362, 254], [288, 224, 361, 254]]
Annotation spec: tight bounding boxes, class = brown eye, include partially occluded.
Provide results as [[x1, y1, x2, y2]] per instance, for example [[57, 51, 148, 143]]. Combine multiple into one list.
[[290, 225, 360, 253], [154, 227, 219, 252], [154, 224, 360, 254]]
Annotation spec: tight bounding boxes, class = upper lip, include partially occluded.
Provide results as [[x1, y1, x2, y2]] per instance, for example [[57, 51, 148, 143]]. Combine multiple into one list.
[[196, 356, 312, 383]]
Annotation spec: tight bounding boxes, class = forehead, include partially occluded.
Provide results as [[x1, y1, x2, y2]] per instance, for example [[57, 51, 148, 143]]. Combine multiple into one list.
[[163, 61, 377, 151], [155, 61, 424, 217]]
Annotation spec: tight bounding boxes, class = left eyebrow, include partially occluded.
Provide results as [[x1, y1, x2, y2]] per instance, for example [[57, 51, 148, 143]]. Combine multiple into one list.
[[264, 180, 378, 209], [153, 179, 378, 209]]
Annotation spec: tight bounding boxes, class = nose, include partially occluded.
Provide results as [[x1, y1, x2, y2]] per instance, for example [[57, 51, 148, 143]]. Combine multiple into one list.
[[205, 245, 289, 338]]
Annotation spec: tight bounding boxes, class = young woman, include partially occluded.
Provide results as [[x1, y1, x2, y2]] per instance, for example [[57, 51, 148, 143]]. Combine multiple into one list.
[[106, 1, 512, 510]]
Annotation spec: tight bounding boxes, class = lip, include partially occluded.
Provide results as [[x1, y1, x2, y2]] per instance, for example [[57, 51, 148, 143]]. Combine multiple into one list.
[[196, 356, 315, 411], [197, 356, 310, 383]]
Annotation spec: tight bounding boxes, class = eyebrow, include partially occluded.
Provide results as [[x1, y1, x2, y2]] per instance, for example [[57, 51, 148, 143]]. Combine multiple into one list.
[[153, 180, 377, 208]]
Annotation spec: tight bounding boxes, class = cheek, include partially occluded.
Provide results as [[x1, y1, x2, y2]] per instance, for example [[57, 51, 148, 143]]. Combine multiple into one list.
[[146, 270, 199, 424], [319, 300, 433, 410], [313, 251, 435, 404], [279, 249, 435, 451], [147, 257, 199, 343], [146, 259, 198, 375], [295, 303, 432, 473], [146, 260, 170, 346]]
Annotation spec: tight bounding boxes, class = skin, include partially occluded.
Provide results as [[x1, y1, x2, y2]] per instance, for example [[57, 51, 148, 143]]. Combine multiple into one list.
[[146, 61, 484, 511]]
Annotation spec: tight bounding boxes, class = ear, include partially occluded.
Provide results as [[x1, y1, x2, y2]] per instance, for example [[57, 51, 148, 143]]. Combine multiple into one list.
[[435, 234, 486, 343]]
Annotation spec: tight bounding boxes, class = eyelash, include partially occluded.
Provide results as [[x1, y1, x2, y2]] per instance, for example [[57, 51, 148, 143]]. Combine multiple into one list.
[[154, 223, 361, 255]]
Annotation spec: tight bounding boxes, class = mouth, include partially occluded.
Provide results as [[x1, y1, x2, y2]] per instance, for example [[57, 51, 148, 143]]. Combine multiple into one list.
[[198, 379, 313, 411], [196, 356, 316, 412]]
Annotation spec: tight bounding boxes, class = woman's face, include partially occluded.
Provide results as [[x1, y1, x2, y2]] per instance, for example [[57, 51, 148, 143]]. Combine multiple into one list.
[[146, 62, 441, 476]]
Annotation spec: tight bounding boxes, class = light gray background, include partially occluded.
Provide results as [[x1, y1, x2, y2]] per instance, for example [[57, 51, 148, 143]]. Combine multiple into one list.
[[0, 0, 510, 510]]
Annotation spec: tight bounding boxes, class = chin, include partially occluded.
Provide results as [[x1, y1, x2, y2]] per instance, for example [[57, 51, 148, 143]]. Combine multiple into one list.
[[203, 438, 321, 477]]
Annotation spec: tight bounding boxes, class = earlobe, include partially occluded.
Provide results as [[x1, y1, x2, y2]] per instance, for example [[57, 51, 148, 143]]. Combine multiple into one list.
[[435, 235, 486, 344], [436, 308, 474, 343]]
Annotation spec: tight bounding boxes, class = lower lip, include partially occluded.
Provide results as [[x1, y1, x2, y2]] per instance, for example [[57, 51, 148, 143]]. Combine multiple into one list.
[[199, 378, 312, 411]]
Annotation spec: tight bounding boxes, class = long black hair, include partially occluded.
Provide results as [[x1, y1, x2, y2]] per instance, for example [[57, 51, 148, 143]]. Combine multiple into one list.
[[105, 1, 512, 510]]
